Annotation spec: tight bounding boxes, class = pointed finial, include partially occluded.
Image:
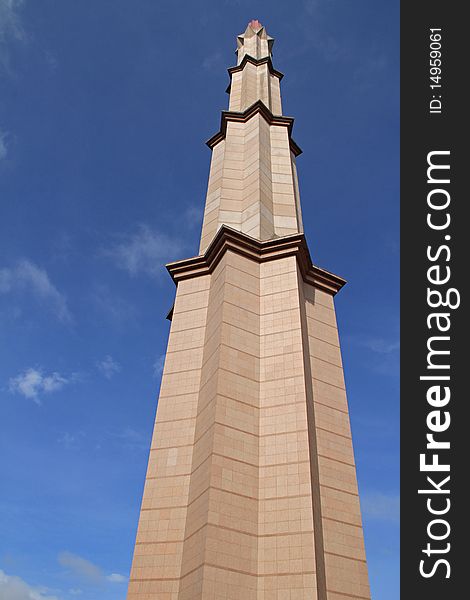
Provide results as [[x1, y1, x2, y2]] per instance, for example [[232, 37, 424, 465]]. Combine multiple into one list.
[[236, 20, 274, 65], [248, 19, 263, 32]]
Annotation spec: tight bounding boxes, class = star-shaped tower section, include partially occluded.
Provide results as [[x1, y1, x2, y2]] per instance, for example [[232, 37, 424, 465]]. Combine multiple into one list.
[[236, 19, 274, 65]]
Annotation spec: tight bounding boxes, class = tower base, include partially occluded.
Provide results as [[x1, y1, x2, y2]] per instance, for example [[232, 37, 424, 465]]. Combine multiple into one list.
[[127, 227, 370, 600]]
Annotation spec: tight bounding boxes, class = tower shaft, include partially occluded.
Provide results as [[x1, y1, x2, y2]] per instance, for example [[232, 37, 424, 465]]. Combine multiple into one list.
[[200, 22, 302, 254], [127, 21, 370, 600]]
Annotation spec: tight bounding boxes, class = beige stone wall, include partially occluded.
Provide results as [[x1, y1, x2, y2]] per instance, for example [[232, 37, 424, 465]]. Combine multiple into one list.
[[229, 63, 282, 114], [258, 256, 318, 599], [302, 284, 370, 600], [127, 274, 210, 599], [199, 118, 301, 254], [127, 248, 370, 600], [178, 251, 260, 599]]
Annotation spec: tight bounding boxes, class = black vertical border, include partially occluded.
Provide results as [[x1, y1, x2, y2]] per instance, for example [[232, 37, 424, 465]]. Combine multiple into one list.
[[401, 2, 465, 598]]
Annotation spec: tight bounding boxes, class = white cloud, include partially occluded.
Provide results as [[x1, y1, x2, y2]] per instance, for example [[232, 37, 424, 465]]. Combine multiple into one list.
[[44, 49, 58, 71], [103, 224, 184, 278], [153, 354, 165, 377], [345, 333, 399, 377], [57, 552, 127, 586], [0, 260, 72, 322], [97, 355, 121, 379], [361, 338, 400, 354], [0, 129, 7, 160], [183, 204, 203, 230], [106, 427, 148, 452], [42, 372, 68, 392], [57, 431, 85, 448], [0, 1, 24, 40], [106, 574, 127, 583], [9, 367, 68, 404], [361, 491, 400, 522], [58, 552, 102, 585], [57, 432, 76, 447], [0, 0, 26, 75], [0, 569, 59, 600], [16, 260, 71, 322], [0, 267, 12, 291]]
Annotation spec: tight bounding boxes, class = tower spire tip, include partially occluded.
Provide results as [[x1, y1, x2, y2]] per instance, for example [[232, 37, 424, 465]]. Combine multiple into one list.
[[248, 19, 263, 31]]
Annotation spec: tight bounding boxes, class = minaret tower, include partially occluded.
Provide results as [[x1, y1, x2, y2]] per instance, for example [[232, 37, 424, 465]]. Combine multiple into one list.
[[127, 21, 371, 600]]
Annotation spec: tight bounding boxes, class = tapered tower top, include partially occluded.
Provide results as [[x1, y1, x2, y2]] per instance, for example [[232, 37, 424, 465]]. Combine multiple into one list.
[[236, 19, 274, 65], [199, 20, 303, 254]]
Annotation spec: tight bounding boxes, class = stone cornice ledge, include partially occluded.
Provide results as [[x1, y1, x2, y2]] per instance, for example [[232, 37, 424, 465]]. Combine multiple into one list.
[[206, 99, 302, 157], [166, 225, 346, 296], [225, 55, 284, 94]]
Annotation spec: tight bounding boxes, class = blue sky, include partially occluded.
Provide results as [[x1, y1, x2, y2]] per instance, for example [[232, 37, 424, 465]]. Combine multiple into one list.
[[0, 1, 399, 599]]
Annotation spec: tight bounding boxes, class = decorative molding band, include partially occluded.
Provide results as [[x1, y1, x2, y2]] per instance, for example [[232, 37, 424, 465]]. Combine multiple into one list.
[[166, 225, 346, 296], [206, 99, 302, 157], [225, 55, 284, 94]]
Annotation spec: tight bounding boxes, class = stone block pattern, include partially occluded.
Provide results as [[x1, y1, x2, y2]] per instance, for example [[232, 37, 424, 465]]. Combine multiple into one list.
[[302, 282, 370, 600], [127, 250, 370, 600], [199, 118, 302, 254], [199, 22, 301, 255], [229, 63, 282, 115]]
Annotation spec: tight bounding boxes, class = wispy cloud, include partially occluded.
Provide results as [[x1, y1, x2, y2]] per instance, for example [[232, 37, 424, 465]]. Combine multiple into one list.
[[183, 204, 203, 230], [0, 269, 11, 292], [91, 284, 136, 325], [57, 431, 86, 448], [0, 260, 72, 322], [304, 0, 321, 16], [0, 128, 7, 160], [360, 337, 399, 355], [0, 569, 59, 600], [153, 354, 165, 377], [277, 1, 360, 68], [353, 54, 389, 94], [107, 427, 148, 452], [103, 224, 184, 278], [9, 367, 69, 404], [57, 552, 127, 586], [361, 491, 400, 522], [97, 355, 121, 379], [345, 333, 399, 378], [58, 552, 102, 585], [0, 0, 26, 75], [44, 49, 58, 71], [202, 51, 223, 71], [302, 29, 346, 63], [57, 432, 76, 447], [56, 427, 147, 453], [50, 232, 75, 264], [106, 573, 127, 583]]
